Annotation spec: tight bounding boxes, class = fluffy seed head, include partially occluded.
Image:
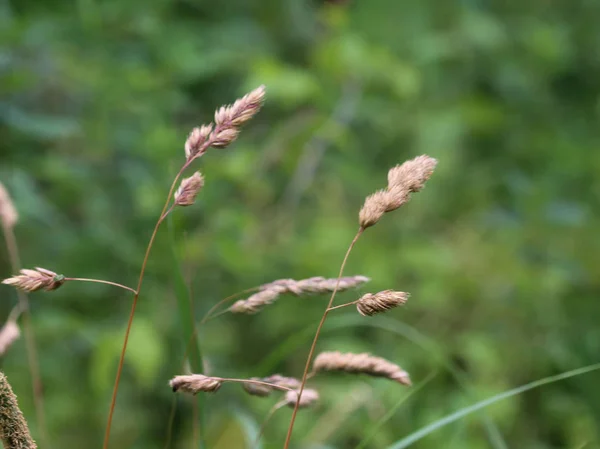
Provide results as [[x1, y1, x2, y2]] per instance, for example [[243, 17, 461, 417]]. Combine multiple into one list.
[[242, 378, 273, 397], [174, 172, 205, 207], [230, 275, 370, 314], [0, 321, 20, 355], [185, 124, 213, 160], [2, 268, 65, 292], [210, 128, 239, 148], [356, 290, 409, 316], [169, 374, 222, 394], [312, 351, 411, 386], [359, 190, 391, 229], [262, 374, 302, 389], [214, 85, 266, 128], [358, 155, 437, 229], [0, 183, 18, 229], [284, 388, 319, 408]]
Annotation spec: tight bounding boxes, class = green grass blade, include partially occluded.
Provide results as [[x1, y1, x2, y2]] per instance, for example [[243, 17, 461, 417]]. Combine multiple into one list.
[[256, 315, 507, 448], [167, 216, 206, 449], [355, 370, 439, 449], [387, 363, 600, 449]]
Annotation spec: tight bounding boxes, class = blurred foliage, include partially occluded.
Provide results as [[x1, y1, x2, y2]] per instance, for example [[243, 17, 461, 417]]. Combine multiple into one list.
[[1, 0, 600, 448]]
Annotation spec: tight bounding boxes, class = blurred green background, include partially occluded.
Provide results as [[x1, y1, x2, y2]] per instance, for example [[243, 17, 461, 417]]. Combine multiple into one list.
[[1, 0, 600, 448]]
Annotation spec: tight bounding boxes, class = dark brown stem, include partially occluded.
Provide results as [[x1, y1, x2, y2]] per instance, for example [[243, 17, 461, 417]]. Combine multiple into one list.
[[0, 371, 37, 449], [283, 227, 364, 449], [1, 224, 49, 448], [103, 161, 190, 449], [64, 278, 137, 294]]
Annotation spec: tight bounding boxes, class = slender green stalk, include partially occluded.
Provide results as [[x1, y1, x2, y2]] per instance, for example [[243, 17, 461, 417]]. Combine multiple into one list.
[[103, 162, 189, 449], [387, 363, 600, 449], [64, 278, 137, 294], [284, 227, 364, 449]]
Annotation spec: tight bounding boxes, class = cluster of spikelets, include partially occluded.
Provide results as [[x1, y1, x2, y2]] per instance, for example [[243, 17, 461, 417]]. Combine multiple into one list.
[[0, 85, 438, 447]]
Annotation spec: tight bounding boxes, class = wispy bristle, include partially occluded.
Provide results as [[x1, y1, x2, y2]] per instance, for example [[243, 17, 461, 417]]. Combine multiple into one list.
[[356, 290, 409, 317], [0, 321, 20, 356], [169, 375, 222, 394], [284, 388, 319, 408], [0, 183, 18, 229], [312, 351, 411, 386], [229, 275, 370, 314], [2, 268, 65, 293], [174, 172, 205, 207]]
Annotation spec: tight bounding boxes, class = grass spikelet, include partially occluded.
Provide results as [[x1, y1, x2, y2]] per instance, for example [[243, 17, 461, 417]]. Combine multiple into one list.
[[284, 389, 319, 408], [359, 155, 437, 229], [312, 351, 411, 386], [229, 275, 370, 314], [356, 290, 409, 317], [185, 125, 213, 160], [2, 268, 65, 293], [0, 321, 20, 356], [174, 172, 205, 207], [169, 375, 222, 394]]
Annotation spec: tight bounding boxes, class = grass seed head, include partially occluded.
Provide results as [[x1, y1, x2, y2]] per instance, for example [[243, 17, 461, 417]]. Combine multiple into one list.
[[2, 268, 65, 293]]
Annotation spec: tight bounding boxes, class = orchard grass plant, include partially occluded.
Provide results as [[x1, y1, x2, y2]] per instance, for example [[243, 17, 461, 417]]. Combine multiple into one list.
[[1, 86, 599, 449]]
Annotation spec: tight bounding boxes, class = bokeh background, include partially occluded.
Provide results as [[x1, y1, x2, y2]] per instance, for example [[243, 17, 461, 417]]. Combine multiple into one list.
[[2, 0, 600, 448]]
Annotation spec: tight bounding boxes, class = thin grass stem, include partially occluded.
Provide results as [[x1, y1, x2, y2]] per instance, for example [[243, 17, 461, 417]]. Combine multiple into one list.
[[1, 223, 50, 449], [326, 300, 359, 312], [252, 401, 286, 449], [284, 226, 364, 449], [103, 162, 189, 449], [64, 278, 137, 294]]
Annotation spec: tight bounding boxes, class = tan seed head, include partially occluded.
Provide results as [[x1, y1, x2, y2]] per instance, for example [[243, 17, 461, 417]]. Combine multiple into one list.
[[356, 290, 409, 317], [2, 267, 65, 292], [174, 172, 205, 207], [0, 321, 20, 355], [284, 388, 319, 408], [185, 124, 213, 160], [169, 374, 222, 394]]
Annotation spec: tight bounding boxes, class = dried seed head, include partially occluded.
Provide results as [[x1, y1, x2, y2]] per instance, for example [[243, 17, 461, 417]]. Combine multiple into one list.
[[174, 172, 205, 207], [358, 190, 391, 229], [210, 127, 240, 148], [0, 321, 20, 356], [2, 268, 65, 292], [242, 378, 273, 397], [229, 288, 283, 314], [358, 155, 437, 229], [0, 183, 18, 229], [169, 374, 222, 394], [356, 290, 409, 317], [230, 275, 370, 314], [312, 351, 411, 386], [387, 155, 438, 194], [262, 374, 302, 389], [214, 85, 266, 128], [284, 388, 319, 408], [267, 276, 371, 296], [185, 124, 213, 160]]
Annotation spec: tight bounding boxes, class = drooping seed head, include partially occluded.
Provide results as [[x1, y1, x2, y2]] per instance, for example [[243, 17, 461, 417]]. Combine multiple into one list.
[[229, 288, 283, 314], [185, 124, 213, 160], [284, 388, 320, 408], [2, 268, 65, 292], [262, 374, 302, 390], [0, 183, 18, 229], [169, 374, 222, 394], [174, 172, 205, 207], [210, 128, 240, 148], [242, 378, 272, 397], [356, 290, 409, 317], [0, 321, 20, 355], [312, 351, 411, 386]]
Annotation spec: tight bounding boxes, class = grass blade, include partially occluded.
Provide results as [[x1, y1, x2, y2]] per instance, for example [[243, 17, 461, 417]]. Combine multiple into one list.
[[387, 363, 600, 449]]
